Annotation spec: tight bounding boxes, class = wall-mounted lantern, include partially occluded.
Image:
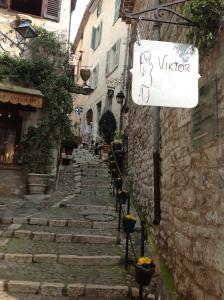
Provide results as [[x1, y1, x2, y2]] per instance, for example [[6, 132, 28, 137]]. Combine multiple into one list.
[[116, 91, 125, 104]]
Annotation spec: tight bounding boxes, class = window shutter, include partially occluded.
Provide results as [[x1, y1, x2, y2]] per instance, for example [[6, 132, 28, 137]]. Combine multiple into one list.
[[99, 21, 103, 46], [91, 27, 96, 49], [115, 39, 121, 66], [95, 64, 99, 87], [96, 0, 102, 16], [114, 0, 121, 23], [105, 50, 110, 76], [44, 0, 62, 21]]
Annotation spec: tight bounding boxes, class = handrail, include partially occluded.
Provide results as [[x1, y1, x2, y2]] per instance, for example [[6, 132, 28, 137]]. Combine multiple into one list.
[[111, 146, 122, 177]]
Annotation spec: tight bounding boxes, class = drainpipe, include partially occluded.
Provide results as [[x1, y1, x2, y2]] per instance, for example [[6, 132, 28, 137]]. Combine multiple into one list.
[[119, 24, 130, 131], [152, 0, 161, 225]]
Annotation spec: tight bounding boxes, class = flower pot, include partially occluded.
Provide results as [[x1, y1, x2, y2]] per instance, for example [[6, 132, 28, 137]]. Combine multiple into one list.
[[123, 217, 136, 233], [117, 191, 129, 205], [135, 263, 155, 286], [27, 173, 50, 195]]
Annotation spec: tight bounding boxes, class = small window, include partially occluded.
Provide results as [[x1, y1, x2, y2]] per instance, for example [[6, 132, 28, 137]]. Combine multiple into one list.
[[10, 0, 43, 17], [105, 39, 121, 77], [114, 0, 121, 23], [91, 22, 103, 50], [96, 0, 102, 17], [89, 64, 99, 89]]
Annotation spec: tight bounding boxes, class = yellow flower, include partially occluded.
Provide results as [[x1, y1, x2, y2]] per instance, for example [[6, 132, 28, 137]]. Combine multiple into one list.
[[125, 214, 137, 221], [137, 256, 153, 266]]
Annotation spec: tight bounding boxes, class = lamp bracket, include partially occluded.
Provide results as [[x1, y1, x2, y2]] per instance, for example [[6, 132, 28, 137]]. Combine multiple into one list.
[[123, 0, 198, 27], [0, 30, 25, 54]]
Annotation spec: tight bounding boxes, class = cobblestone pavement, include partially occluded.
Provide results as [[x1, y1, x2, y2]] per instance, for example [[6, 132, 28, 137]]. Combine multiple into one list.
[[0, 148, 155, 299]]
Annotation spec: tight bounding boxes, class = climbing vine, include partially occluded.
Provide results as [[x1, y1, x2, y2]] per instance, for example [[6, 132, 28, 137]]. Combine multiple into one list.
[[182, 0, 224, 58], [0, 28, 73, 173]]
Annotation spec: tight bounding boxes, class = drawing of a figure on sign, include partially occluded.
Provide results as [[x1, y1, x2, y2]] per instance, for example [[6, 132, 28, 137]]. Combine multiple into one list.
[[139, 51, 153, 104]]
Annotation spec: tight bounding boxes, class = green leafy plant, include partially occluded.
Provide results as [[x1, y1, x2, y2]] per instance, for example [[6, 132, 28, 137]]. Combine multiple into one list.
[[182, 0, 224, 58], [99, 110, 117, 144], [0, 27, 73, 173]]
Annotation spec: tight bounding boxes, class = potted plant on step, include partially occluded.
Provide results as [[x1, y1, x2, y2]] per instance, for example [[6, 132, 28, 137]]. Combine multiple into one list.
[[123, 214, 137, 233], [99, 110, 117, 153], [19, 123, 53, 195], [135, 256, 155, 286], [62, 134, 79, 155]]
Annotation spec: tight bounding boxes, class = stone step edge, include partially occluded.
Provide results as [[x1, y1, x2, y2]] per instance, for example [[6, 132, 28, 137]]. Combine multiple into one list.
[[1, 230, 119, 244], [0, 281, 139, 298], [0, 253, 121, 266], [0, 217, 117, 230]]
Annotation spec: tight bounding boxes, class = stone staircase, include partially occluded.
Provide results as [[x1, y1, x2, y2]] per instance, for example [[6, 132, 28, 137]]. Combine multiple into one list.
[[0, 149, 141, 299]]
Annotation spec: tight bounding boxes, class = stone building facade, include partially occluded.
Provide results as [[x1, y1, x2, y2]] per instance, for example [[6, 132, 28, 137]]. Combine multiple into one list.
[[0, 0, 76, 196], [121, 0, 224, 299]]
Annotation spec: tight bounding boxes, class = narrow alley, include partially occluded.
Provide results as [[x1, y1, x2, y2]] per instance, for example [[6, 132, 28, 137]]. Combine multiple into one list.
[[0, 149, 154, 300]]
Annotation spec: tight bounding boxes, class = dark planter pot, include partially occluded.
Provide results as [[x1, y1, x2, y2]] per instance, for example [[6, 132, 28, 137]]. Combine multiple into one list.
[[135, 263, 155, 286], [114, 177, 123, 190], [117, 191, 129, 205], [64, 147, 74, 155], [123, 217, 136, 233]]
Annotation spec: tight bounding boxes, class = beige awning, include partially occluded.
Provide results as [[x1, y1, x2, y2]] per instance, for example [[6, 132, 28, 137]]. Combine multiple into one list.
[[0, 83, 43, 108]]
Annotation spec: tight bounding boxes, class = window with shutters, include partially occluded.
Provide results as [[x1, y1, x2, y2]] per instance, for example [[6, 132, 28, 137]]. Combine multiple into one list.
[[96, 0, 102, 17], [113, 0, 121, 23], [91, 22, 102, 50], [91, 64, 99, 89], [3, 0, 61, 21], [105, 39, 121, 77], [10, 0, 43, 17]]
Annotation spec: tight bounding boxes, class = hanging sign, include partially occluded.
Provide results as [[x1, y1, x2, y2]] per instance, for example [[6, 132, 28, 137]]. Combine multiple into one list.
[[130, 40, 200, 108]]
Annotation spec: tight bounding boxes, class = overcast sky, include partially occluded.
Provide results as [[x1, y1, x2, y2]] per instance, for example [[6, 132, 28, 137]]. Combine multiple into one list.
[[70, 0, 90, 43]]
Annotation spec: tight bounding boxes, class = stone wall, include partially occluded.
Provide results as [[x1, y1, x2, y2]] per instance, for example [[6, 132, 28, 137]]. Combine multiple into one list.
[[126, 0, 224, 299]]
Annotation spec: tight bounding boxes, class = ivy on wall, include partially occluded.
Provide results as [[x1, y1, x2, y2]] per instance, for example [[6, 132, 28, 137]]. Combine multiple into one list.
[[0, 28, 73, 173], [182, 0, 224, 58]]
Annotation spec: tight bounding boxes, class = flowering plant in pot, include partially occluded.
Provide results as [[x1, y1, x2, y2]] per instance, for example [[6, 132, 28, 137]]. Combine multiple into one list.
[[123, 214, 137, 233], [135, 257, 155, 286]]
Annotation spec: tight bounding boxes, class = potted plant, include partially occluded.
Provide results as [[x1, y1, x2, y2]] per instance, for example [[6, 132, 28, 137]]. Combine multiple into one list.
[[123, 214, 137, 233], [135, 256, 155, 286], [99, 110, 117, 153], [19, 124, 53, 195]]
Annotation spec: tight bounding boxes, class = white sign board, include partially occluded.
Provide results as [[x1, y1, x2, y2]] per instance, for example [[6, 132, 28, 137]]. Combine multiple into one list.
[[130, 40, 200, 108]]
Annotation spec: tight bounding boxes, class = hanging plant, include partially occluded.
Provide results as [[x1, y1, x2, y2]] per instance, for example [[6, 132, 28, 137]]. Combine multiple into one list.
[[182, 0, 224, 58]]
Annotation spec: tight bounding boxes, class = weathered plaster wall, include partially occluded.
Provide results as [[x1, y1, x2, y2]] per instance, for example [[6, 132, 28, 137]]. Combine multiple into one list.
[[127, 0, 224, 299]]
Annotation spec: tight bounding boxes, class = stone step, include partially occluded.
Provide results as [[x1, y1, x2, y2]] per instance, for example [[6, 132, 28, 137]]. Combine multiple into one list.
[[1, 253, 121, 266], [0, 262, 135, 288], [0, 238, 121, 256], [0, 281, 135, 299], [7, 230, 118, 244]]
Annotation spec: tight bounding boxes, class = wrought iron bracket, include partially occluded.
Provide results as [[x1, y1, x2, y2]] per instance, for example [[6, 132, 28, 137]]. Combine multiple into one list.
[[123, 0, 198, 27], [0, 30, 25, 53]]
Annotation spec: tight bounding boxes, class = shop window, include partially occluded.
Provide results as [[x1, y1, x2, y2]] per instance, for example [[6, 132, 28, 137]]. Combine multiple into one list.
[[1, 0, 61, 21], [0, 0, 8, 8], [0, 128, 16, 164]]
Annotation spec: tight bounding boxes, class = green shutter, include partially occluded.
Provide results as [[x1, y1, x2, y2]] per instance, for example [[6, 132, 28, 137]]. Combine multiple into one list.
[[115, 39, 121, 66], [96, 0, 102, 16], [99, 21, 103, 46], [114, 0, 121, 23], [91, 27, 96, 49], [105, 50, 110, 76], [95, 64, 99, 87]]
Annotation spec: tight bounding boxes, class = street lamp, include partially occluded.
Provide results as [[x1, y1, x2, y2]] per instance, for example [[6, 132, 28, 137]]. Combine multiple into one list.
[[0, 19, 37, 54], [116, 91, 125, 104]]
